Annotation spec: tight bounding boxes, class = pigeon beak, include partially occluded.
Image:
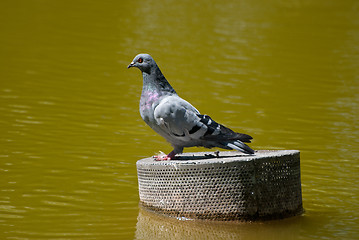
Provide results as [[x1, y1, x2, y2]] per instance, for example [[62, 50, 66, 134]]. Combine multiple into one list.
[[127, 62, 135, 69]]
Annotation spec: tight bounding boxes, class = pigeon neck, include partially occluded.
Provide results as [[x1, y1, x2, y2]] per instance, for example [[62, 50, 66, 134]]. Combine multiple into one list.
[[142, 65, 176, 95]]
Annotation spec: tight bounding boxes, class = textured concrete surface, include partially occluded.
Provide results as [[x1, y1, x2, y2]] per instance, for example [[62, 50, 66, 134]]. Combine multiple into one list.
[[137, 150, 303, 221]]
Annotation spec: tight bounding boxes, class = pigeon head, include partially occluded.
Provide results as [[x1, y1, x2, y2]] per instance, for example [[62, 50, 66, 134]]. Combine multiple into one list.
[[127, 53, 155, 74], [128, 53, 176, 94]]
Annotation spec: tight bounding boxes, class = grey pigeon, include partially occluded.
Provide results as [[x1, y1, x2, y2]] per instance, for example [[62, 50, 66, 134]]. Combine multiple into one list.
[[128, 53, 254, 160]]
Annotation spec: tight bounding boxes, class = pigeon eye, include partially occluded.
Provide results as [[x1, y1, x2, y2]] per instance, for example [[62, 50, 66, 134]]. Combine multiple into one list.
[[138, 58, 143, 63]]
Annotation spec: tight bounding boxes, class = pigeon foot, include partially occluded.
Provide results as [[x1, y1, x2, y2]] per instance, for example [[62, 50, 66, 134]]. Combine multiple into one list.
[[153, 150, 176, 161], [153, 155, 172, 161]]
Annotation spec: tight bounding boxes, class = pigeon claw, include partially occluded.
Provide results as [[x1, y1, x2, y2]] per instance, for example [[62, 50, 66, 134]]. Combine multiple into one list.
[[153, 150, 177, 161], [153, 155, 172, 161]]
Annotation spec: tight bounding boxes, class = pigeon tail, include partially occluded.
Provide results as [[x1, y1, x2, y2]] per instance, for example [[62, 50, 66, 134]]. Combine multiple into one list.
[[226, 141, 255, 154], [198, 114, 253, 143]]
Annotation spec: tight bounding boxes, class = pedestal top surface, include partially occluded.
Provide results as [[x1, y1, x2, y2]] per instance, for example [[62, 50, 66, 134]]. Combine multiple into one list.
[[137, 150, 300, 166]]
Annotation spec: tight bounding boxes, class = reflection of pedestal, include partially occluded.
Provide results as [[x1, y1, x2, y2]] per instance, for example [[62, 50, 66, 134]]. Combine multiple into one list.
[[136, 150, 303, 221], [135, 206, 304, 240]]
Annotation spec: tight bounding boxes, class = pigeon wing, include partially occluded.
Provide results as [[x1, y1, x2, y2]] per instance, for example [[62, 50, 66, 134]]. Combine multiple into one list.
[[153, 95, 254, 154], [153, 95, 208, 140]]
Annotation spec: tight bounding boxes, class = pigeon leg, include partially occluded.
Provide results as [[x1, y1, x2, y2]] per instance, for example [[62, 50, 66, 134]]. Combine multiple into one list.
[[166, 150, 176, 159], [153, 149, 177, 161], [153, 147, 182, 161]]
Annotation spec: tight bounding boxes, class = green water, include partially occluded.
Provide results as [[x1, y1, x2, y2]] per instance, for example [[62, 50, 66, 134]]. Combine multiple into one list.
[[1, 0, 358, 239]]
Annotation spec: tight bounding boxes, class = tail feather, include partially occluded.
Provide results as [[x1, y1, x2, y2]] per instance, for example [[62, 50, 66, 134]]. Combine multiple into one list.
[[226, 140, 255, 154], [198, 114, 253, 142], [196, 114, 254, 154], [232, 133, 253, 143]]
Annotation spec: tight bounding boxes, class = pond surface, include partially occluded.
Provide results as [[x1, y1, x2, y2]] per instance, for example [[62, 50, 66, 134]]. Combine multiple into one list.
[[1, 0, 358, 239]]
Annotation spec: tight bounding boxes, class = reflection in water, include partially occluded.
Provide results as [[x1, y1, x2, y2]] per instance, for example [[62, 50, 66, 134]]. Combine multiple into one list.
[[136, 207, 305, 240]]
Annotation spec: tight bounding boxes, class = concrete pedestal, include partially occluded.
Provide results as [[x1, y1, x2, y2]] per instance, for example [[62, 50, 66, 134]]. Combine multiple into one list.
[[136, 150, 303, 221]]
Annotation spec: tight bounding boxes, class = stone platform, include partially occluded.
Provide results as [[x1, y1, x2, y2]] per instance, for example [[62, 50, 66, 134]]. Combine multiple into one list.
[[136, 150, 303, 221]]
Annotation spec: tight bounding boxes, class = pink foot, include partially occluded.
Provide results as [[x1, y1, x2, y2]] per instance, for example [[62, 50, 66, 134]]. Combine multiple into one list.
[[153, 150, 177, 161], [153, 155, 172, 161]]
